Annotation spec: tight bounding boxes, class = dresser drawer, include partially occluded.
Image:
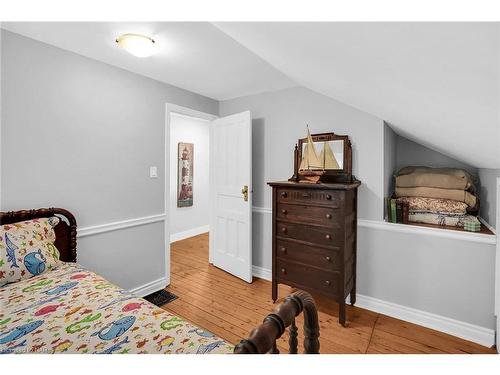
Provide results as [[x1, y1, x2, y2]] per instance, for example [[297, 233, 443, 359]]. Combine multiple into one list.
[[276, 259, 339, 295], [277, 203, 340, 227], [276, 221, 343, 247], [277, 188, 340, 207], [276, 239, 341, 271]]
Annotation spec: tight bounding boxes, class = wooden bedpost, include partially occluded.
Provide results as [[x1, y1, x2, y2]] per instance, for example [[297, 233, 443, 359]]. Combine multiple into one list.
[[234, 290, 320, 354]]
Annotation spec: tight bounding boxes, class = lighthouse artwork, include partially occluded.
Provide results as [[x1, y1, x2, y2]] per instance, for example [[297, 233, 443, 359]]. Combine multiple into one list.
[[177, 142, 194, 207]]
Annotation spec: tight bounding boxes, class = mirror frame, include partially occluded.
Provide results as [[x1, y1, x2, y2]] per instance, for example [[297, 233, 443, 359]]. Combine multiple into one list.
[[295, 132, 353, 183]]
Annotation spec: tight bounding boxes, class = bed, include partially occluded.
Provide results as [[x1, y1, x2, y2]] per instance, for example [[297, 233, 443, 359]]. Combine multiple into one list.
[[1, 208, 320, 354]]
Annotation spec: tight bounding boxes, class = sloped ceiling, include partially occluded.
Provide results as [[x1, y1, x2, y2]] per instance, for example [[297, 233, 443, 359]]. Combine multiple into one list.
[[1, 22, 296, 100], [214, 22, 500, 168]]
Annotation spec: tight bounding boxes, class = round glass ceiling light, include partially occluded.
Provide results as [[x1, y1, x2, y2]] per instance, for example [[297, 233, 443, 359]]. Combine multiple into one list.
[[115, 33, 156, 58]]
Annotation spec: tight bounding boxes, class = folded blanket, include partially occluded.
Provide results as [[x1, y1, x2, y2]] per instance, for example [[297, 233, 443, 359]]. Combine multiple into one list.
[[395, 166, 476, 191], [408, 211, 477, 227], [396, 197, 468, 214], [395, 186, 477, 207]]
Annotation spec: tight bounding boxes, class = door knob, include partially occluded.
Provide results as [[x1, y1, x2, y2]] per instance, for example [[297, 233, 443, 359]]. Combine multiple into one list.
[[241, 185, 249, 202]]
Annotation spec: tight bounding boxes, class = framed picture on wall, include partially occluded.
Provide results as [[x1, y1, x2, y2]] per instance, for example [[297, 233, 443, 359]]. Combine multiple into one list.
[[178, 142, 194, 207]]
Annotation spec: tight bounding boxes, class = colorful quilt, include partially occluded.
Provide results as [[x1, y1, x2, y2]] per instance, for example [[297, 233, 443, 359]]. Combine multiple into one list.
[[0, 263, 233, 354]]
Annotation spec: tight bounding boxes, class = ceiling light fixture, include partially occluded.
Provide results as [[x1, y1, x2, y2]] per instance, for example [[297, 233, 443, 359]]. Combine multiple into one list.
[[115, 33, 156, 58]]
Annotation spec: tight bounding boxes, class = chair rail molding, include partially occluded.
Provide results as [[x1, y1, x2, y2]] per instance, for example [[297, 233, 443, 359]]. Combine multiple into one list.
[[77, 213, 166, 238]]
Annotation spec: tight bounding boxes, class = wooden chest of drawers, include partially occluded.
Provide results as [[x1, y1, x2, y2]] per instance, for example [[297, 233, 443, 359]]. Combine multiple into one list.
[[268, 181, 361, 326]]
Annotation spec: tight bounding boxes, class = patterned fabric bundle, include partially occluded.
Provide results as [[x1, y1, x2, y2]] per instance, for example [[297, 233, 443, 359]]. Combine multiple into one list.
[[393, 167, 479, 228], [397, 197, 468, 214]]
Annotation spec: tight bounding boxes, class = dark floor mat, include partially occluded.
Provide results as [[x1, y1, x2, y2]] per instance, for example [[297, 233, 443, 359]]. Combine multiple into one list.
[[143, 289, 178, 307]]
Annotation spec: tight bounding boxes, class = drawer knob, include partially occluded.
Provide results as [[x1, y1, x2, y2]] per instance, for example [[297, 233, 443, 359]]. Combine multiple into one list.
[[326, 213, 332, 219], [281, 268, 287, 274], [325, 280, 331, 286], [281, 192, 288, 198], [326, 194, 332, 200], [281, 227, 287, 233], [280, 247, 287, 254], [325, 234, 331, 240], [302, 193, 310, 198], [325, 256, 331, 262], [281, 209, 287, 214]]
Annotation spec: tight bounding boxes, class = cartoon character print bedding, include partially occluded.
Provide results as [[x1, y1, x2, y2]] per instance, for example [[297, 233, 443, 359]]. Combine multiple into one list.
[[0, 263, 233, 354]]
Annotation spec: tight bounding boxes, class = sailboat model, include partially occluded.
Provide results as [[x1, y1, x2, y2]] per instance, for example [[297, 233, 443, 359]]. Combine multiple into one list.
[[288, 128, 352, 184], [319, 141, 340, 169], [298, 126, 326, 183], [299, 127, 323, 171]]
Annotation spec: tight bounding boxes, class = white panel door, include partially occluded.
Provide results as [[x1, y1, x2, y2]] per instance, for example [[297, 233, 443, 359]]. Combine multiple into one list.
[[209, 111, 252, 283]]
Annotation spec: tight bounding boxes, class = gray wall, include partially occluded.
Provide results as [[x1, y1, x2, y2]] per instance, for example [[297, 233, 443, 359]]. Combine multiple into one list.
[[1, 30, 218, 291], [220, 86, 385, 220], [396, 134, 477, 175], [478, 168, 500, 228], [358, 226, 496, 329]]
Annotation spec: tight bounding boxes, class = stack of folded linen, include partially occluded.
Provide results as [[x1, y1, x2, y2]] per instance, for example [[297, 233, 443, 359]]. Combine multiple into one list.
[[394, 166, 479, 228]]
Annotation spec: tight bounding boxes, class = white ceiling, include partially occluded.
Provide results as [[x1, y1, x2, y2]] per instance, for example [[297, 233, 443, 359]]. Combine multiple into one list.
[[214, 22, 499, 168], [1, 22, 296, 100], [2, 22, 499, 168]]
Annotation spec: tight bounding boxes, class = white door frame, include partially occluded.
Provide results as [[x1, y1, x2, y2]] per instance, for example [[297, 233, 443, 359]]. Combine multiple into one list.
[[164, 103, 217, 285]]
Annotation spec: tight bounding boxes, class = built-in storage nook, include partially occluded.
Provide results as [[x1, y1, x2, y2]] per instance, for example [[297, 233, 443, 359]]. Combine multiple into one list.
[[383, 125, 495, 235]]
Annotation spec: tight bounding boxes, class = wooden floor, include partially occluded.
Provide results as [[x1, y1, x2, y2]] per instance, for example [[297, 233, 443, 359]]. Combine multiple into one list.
[[164, 233, 495, 354]]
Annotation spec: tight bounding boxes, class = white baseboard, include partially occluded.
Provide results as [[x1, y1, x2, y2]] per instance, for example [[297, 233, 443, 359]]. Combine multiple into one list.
[[355, 294, 495, 348], [170, 225, 210, 243], [247, 265, 494, 347], [252, 265, 272, 281], [128, 276, 168, 298]]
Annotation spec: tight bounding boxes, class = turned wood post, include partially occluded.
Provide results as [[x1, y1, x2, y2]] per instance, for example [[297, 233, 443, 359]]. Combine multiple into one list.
[[234, 290, 320, 354]]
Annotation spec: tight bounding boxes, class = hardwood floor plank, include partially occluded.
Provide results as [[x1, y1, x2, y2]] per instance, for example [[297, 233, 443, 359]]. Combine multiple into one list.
[[164, 233, 496, 354]]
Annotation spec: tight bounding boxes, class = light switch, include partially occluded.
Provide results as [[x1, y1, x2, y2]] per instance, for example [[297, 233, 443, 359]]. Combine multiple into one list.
[[149, 166, 158, 178]]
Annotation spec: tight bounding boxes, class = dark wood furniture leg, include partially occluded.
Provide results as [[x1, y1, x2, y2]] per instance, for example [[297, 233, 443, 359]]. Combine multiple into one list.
[[350, 188, 358, 307], [339, 300, 346, 327], [272, 280, 278, 303]]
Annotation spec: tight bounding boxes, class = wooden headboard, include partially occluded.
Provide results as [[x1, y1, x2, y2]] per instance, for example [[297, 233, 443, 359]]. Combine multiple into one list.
[[0, 208, 77, 263]]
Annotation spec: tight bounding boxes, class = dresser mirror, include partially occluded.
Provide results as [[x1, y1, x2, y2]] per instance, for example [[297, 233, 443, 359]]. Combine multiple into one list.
[[290, 130, 353, 183]]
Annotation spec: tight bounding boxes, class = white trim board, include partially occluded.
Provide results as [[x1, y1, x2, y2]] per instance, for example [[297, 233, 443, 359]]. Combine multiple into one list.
[[170, 225, 209, 243], [77, 214, 166, 238], [356, 294, 495, 348], [252, 265, 272, 281], [479, 217, 496, 235], [128, 276, 168, 298]]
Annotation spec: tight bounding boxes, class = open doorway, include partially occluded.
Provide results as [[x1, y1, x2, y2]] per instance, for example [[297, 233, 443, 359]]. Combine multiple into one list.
[[169, 113, 211, 242], [164, 104, 253, 288], [164, 104, 217, 287]]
